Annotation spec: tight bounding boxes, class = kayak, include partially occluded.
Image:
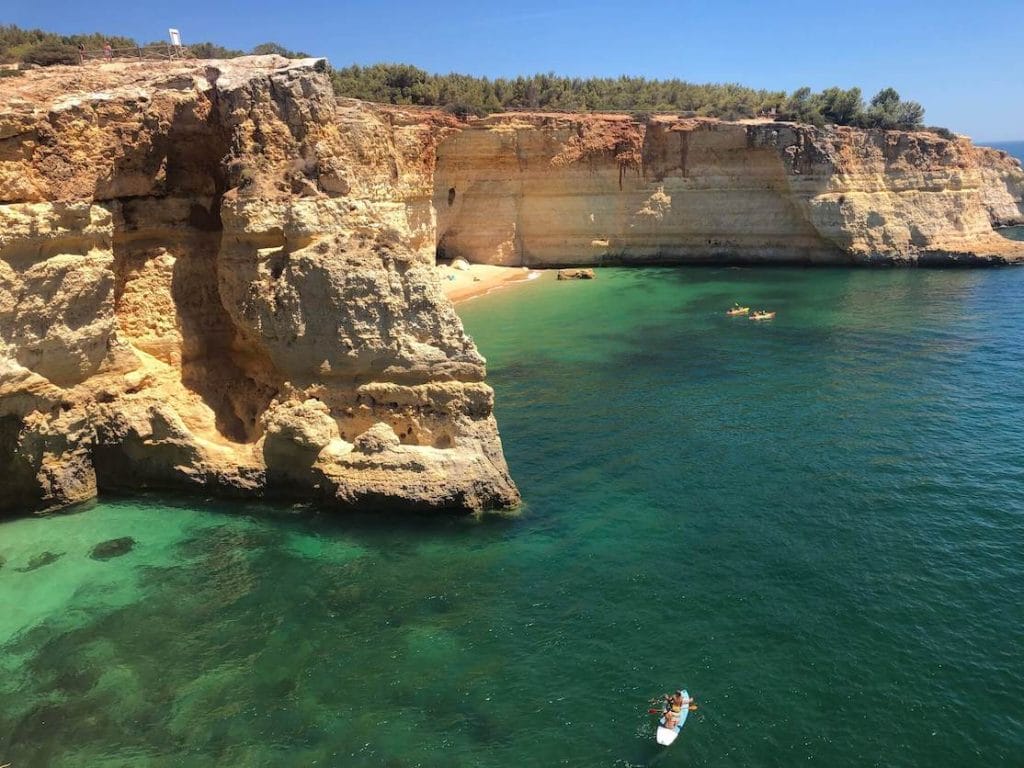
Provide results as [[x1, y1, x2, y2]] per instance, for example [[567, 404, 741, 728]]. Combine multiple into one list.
[[750, 311, 776, 320], [655, 688, 690, 746], [726, 306, 750, 316]]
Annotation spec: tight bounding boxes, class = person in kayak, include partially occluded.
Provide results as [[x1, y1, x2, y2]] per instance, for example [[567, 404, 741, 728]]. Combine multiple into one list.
[[664, 690, 691, 714], [663, 707, 680, 729]]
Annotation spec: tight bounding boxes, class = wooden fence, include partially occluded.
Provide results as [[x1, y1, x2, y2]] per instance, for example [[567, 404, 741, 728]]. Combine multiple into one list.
[[79, 43, 193, 63]]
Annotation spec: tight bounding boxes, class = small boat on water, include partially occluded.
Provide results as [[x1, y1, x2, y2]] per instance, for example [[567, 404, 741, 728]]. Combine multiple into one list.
[[726, 305, 750, 316], [750, 310, 776, 321], [655, 688, 692, 746]]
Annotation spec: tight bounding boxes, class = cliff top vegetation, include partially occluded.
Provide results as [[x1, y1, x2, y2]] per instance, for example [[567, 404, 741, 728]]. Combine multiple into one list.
[[330, 64, 941, 133], [1, 24, 946, 135]]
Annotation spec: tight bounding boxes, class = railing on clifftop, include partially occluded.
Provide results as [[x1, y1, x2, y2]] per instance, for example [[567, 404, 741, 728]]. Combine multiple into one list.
[[77, 43, 194, 63]]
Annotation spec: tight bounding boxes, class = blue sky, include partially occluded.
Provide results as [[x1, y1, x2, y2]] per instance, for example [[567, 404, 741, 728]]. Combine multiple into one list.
[[5, 0, 1022, 139]]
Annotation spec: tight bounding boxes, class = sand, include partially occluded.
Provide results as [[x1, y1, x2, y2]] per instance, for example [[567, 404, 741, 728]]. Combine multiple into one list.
[[437, 262, 544, 303]]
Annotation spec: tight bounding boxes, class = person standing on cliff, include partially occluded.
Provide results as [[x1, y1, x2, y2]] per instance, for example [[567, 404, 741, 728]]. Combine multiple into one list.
[[77, 43, 86, 64], [103, 42, 112, 60]]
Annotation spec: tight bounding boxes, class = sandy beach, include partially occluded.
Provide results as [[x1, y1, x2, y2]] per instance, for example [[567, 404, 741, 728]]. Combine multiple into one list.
[[437, 262, 544, 303]]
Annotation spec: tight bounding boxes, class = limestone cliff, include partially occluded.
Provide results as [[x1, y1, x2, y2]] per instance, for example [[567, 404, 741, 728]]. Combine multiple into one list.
[[3, 58, 1023, 517], [974, 146, 1024, 227], [0, 56, 518, 516], [434, 114, 1024, 266]]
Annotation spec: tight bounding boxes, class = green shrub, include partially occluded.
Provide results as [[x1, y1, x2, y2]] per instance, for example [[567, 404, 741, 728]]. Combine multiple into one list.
[[21, 40, 78, 66], [188, 41, 245, 59], [817, 87, 863, 125], [443, 102, 484, 120], [857, 88, 925, 130], [777, 87, 825, 126], [251, 42, 310, 58], [926, 126, 956, 140], [774, 86, 927, 131]]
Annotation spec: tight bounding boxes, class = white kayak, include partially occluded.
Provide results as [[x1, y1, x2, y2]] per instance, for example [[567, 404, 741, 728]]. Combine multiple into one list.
[[655, 688, 690, 746]]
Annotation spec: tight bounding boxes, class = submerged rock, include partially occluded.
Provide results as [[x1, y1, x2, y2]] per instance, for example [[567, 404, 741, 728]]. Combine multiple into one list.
[[89, 537, 136, 561], [17, 551, 64, 572]]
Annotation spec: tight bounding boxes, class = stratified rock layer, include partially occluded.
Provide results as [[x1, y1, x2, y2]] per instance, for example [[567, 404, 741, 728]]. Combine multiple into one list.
[[0, 56, 517, 515], [2, 57, 1023, 516], [434, 114, 1024, 266]]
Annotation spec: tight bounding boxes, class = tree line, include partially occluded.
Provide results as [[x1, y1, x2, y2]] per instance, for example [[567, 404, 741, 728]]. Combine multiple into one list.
[[331, 64, 787, 119], [331, 64, 945, 134], [1, 25, 948, 135]]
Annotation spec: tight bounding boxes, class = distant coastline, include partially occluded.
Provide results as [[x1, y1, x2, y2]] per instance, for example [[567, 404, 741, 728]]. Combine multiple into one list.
[[983, 140, 1024, 162]]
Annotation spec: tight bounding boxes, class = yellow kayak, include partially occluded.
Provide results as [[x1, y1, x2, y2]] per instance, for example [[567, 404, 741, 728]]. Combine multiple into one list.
[[726, 306, 750, 316], [750, 311, 776, 320]]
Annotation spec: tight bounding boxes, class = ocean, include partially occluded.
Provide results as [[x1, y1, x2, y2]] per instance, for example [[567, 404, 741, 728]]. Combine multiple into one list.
[[2, 265, 1023, 766], [984, 140, 1024, 162]]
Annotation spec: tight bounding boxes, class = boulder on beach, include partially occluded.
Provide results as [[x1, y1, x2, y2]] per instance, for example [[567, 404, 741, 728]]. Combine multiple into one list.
[[557, 268, 596, 280]]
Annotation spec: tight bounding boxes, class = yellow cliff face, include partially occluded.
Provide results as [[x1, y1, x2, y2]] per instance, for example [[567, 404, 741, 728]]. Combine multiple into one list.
[[434, 114, 1024, 266], [974, 145, 1024, 227], [0, 57, 517, 515], [2, 58, 1023, 516]]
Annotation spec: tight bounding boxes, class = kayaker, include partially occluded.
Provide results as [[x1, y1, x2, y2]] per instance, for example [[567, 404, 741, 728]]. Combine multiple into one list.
[[664, 690, 691, 713], [664, 708, 680, 729]]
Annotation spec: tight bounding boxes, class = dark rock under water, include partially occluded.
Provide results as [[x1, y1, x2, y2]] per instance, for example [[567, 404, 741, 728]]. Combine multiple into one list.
[[15, 551, 64, 572], [89, 537, 136, 561]]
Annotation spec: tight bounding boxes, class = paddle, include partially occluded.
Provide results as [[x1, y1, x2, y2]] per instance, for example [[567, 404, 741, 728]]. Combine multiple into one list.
[[647, 704, 698, 714]]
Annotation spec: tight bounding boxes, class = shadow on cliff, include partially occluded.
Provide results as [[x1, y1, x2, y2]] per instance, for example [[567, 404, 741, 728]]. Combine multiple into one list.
[[104, 96, 277, 444]]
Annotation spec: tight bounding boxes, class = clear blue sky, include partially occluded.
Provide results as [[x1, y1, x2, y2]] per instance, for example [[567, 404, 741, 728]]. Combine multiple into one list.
[[5, 0, 1022, 139]]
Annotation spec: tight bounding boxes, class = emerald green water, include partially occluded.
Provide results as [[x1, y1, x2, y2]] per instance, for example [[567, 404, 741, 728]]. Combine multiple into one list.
[[3, 267, 1024, 767]]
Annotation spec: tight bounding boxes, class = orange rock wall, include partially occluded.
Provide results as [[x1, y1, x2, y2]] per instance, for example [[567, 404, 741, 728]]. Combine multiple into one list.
[[433, 115, 1024, 266]]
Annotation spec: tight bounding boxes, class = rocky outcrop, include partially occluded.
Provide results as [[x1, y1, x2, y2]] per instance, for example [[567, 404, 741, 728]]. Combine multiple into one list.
[[2, 57, 1022, 517], [557, 268, 596, 280], [973, 146, 1024, 227], [0, 56, 517, 516], [434, 114, 1024, 266]]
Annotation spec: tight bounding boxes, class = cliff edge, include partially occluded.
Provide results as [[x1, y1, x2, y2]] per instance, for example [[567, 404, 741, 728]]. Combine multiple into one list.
[[0, 56, 518, 515], [435, 113, 1024, 266]]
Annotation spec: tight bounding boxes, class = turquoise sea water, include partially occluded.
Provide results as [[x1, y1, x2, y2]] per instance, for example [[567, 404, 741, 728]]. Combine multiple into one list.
[[3, 267, 1024, 767]]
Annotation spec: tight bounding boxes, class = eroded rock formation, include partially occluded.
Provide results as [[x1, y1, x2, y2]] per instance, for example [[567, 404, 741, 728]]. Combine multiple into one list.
[[434, 114, 1024, 266], [2, 56, 1023, 516], [0, 56, 517, 515]]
